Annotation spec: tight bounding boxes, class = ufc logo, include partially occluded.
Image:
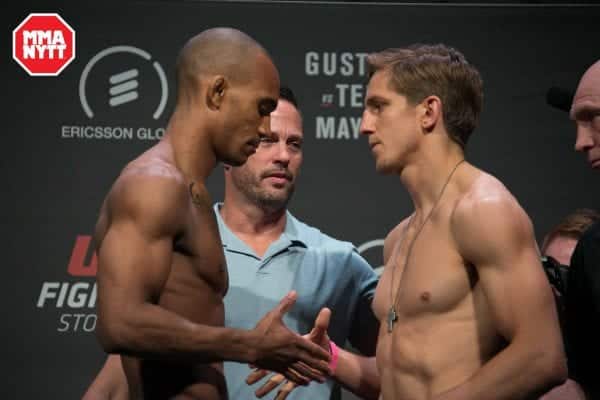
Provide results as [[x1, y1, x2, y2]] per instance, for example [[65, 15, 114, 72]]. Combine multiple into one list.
[[67, 235, 97, 277]]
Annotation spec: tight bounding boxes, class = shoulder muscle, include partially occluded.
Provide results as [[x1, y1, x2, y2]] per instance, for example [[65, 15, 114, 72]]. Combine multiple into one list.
[[106, 167, 188, 239]]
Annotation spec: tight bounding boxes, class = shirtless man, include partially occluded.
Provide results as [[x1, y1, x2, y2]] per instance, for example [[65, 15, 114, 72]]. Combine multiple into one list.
[[358, 44, 567, 399], [92, 28, 329, 400]]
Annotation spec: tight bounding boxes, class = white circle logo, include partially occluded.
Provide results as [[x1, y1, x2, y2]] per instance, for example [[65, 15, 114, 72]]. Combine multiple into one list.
[[79, 45, 168, 120]]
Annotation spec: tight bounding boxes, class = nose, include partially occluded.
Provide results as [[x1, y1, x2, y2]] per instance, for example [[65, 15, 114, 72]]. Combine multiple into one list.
[[360, 110, 373, 136], [574, 123, 594, 152], [273, 140, 291, 166]]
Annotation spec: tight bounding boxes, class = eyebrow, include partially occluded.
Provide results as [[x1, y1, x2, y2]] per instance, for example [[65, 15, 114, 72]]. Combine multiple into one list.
[[365, 95, 388, 107], [287, 134, 303, 143], [269, 130, 303, 142], [571, 104, 600, 121]]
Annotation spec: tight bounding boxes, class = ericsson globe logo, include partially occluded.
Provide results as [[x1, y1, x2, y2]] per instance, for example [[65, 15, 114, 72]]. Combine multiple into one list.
[[79, 45, 168, 120]]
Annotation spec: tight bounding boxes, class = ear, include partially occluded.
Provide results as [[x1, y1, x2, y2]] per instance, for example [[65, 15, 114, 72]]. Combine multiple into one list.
[[420, 95, 442, 133], [206, 76, 227, 111]]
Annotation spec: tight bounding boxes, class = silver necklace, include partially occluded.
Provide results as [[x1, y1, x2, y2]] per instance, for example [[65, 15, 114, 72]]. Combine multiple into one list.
[[387, 159, 465, 333]]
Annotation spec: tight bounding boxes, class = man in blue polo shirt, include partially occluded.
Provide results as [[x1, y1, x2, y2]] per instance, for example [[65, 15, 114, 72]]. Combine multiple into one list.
[[219, 87, 379, 400], [82, 87, 379, 400]]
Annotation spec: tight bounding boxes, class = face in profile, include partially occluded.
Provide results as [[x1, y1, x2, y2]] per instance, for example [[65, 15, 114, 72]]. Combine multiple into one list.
[[218, 52, 280, 167], [570, 61, 600, 170], [227, 99, 303, 211], [360, 70, 421, 174]]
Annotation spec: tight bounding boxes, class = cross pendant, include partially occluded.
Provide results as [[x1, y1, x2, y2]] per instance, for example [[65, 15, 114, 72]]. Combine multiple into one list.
[[387, 306, 397, 333]]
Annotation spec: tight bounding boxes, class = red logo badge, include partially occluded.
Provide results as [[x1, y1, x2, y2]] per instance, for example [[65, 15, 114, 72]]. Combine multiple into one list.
[[12, 13, 75, 76]]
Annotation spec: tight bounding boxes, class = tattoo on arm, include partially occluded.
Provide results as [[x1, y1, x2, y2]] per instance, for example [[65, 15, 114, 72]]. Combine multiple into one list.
[[188, 182, 204, 206]]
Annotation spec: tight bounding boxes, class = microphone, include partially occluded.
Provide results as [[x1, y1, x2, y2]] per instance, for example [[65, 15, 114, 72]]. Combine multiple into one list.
[[546, 86, 574, 112]]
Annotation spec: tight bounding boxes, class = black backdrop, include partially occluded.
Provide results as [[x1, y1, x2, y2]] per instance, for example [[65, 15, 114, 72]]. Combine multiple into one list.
[[5, 1, 600, 398]]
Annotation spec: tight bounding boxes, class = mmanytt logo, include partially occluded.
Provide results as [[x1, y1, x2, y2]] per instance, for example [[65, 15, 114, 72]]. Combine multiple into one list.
[[79, 45, 168, 120], [357, 239, 385, 276], [12, 13, 75, 76]]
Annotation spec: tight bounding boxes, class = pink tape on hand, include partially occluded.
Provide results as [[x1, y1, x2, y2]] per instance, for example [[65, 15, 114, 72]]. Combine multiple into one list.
[[328, 340, 339, 375]]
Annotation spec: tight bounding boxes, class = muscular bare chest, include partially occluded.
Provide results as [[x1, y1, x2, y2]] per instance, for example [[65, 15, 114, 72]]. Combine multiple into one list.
[[177, 185, 228, 295], [373, 214, 477, 324], [158, 184, 228, 325], [185, 204, 227, 289], [372, 213, 484, 395]]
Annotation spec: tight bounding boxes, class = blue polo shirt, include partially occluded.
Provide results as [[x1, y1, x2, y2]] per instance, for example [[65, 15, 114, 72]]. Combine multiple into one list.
[[214, 203, 378, 399]]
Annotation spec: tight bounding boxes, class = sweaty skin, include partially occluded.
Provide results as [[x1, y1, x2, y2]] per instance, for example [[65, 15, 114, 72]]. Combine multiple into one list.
[[372, 167, 563, 400], [91, 29, 331, 400], [94, 145, 229, 399], [357, 53, 566, 398]]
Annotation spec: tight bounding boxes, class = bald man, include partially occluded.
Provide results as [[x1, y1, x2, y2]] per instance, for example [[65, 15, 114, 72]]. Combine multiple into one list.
[[570, 59, 600, 169], [90, 28, 329, 400], [565, 59, 600, 399]]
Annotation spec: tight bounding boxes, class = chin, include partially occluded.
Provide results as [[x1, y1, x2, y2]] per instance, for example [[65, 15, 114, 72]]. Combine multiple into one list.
[[375, 160, 394, 175], [260, 187, 293, 205], [261, 186, 288, 198]]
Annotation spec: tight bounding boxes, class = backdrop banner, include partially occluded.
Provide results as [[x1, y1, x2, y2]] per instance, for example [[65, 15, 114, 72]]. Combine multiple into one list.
[[5, 1, 599, 398]]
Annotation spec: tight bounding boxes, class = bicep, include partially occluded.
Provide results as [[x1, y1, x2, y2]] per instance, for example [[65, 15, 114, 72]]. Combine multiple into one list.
[[456, 201, 557, 341], [97, 218, 173, 308], [96, 175, 183, 313], [477, 241, 554, 341]]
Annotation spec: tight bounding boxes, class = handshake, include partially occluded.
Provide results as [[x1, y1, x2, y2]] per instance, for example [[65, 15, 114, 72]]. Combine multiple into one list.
[[245, 290, 335, 400]]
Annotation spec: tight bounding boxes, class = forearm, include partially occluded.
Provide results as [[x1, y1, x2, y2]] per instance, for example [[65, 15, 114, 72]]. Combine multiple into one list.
[[333, 347, 380, 400], [434, 340, 566, 400], [98, 302, 256, 364], [82, 355, 128, 400]]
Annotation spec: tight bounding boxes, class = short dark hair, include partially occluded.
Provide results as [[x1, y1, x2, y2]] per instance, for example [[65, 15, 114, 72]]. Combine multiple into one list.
[[279, 86, 298, 108]]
